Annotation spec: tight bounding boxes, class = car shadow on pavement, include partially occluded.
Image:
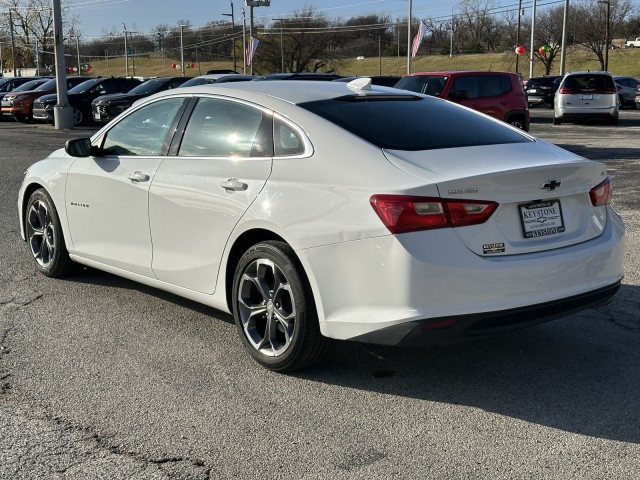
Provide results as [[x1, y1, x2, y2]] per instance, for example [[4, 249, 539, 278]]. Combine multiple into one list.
[[298, 283, 640, 444]]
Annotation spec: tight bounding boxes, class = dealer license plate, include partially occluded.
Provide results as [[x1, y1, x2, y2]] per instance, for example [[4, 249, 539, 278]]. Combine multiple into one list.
[[519, 200, 565, 238], [582, 94, 593, 100]]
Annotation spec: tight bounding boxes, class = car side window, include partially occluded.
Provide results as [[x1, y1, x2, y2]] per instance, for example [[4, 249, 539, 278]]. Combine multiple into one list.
[[101, 97, 185, 156], [178, 98, 272, 157], [452, 76, 479, 98], [478, 75, 511, 97], [274, 118, 305, 156]]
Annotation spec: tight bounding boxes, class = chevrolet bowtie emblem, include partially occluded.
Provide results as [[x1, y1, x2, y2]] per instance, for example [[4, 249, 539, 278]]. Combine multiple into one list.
[[541, 180, 562, 190]]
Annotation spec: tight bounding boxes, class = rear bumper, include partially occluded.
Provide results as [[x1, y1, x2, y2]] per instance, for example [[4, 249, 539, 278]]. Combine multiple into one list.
[[300, 205, 625, 343], [351, 280, 621, 346]]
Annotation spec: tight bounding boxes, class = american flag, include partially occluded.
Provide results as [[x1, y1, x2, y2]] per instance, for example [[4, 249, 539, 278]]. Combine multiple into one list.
[[411, 21, 428, 58], [246, 37, 260, 66]]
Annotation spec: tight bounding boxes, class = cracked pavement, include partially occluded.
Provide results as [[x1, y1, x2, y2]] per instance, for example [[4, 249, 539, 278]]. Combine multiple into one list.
[[1, 113, 639, 479]]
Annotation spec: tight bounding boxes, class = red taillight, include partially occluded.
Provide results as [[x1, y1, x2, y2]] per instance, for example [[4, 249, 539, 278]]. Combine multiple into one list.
[[370, 195, 498, 234], [589, 176, 612, 206], [559, 88, 577, 94]]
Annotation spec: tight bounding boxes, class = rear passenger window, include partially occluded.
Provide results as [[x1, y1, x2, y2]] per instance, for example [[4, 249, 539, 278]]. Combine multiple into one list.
[[452, 76, 479, 98], [274, 118, 305, 156], [478, 75, 512, 97], [178, 98, 273, 157]]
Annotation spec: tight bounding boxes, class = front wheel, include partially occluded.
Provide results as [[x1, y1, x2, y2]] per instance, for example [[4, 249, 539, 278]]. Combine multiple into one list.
[[25, 189, 72, 277], [232, 241, 330, 372]]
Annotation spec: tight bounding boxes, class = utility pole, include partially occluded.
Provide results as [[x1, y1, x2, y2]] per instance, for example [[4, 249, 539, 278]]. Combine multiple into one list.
[[180, 24, 186, 77], [9, 10, 17, 76], [598, 0, 611, 71], [222, 1, 236, 72], [273, 18, 285, 72]]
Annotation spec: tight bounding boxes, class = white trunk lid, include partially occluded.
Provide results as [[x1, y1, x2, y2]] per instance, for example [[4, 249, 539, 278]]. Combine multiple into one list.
[[383, 140, 609, 256]]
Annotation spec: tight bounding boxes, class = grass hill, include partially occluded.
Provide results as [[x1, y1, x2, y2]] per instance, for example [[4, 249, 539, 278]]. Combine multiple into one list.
[[85, 47, 640, 80]]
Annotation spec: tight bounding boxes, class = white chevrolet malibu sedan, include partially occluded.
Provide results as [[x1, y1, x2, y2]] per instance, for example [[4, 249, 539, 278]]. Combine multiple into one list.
[[18, 78, 625, 371]]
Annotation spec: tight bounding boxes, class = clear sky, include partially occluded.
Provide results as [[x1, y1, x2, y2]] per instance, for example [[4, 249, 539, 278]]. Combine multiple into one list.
[[70, 0, 454, 39]]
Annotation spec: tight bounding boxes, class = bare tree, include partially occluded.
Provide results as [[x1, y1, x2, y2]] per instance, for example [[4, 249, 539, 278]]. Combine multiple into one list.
[[571, 0, 632, 70], [256, 8, 342, 74], [0, 0, 77, 72], [531, 6, 565, 75]]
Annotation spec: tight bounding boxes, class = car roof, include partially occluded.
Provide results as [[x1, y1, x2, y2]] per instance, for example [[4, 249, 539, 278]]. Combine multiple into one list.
[[153, 79, 411, 105], [408, 70, 516, 76], [565, 71, 613, 76]]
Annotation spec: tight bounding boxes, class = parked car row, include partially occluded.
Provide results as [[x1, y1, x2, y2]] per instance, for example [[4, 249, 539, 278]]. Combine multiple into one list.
[[2, 69, 638, 128]]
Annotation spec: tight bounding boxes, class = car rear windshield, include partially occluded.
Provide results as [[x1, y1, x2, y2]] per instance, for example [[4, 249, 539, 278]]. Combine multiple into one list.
[[298, 95, 531, 151], [561, 74, 615, 93]]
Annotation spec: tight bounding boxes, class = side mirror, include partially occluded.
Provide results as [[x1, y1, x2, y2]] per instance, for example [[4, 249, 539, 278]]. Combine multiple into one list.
[[65, 138, 104, 157]]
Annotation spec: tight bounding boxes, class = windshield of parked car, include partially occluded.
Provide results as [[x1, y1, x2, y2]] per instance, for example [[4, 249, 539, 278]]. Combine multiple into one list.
[[180, 77, 218, 87], [36, 79, 57, 91], [68, 78, 101, 94], [395, 75, 448, 97], [127, 78, 168, 95], [13, 79, 46, 92], [560, 74, 616, 93], [299, 94, 531, 150]]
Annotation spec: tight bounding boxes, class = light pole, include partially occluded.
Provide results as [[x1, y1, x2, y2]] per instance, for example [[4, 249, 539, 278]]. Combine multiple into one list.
[[529, 0, 537, 79], [75, 36, 80, 76], [123, 23, 129, 77], [560, 0, 569, 75], [598, 0, 611, 71], [222, 1, 236, 72], [407, 0, 412, 74], [515, 0, 523, 73], [52, 0, 73, 129], [241, 8, 247, 75], [378, 35, 382, 76]]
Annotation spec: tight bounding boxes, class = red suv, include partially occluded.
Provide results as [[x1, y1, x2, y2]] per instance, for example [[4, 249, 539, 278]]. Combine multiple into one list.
[[395, 70, 530, 131]]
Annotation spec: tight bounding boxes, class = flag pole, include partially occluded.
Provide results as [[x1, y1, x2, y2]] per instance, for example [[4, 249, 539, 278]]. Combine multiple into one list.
[[407, 0, 412, 74]]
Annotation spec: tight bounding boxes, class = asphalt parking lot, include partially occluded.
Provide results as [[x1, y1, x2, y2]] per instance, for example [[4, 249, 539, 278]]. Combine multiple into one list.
[[1, 109, 639, 479]]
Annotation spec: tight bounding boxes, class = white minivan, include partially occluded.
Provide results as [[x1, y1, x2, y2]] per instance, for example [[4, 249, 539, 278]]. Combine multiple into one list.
[[553, 71, 619, 125]]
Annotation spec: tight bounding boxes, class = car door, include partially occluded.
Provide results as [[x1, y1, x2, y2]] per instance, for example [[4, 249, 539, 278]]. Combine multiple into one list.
[[148, 96, 273, 294], [65, 96, 187, 276]]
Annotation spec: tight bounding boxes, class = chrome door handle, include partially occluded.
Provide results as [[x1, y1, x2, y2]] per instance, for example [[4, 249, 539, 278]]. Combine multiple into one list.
[[128, 171, 150, 182], [219, 178, 247, 191]]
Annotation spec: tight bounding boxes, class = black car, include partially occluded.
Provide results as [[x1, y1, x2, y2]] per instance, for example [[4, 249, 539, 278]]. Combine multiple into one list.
[[253, 72, 344, 81], [333, 75, 402, 87], [32, 77, 142, 125], [179, 74, 255, 87], [91, 76, 190, 124], [524, 75, 562, 107]]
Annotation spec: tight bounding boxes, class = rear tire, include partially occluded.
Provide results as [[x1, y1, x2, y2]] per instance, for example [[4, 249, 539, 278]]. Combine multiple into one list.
[[232, 241, 331, 372], [553, 116, 562, 125]]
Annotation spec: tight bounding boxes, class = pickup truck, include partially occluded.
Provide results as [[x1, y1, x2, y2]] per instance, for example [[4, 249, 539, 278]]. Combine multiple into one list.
[[625, 38, 640, 48]]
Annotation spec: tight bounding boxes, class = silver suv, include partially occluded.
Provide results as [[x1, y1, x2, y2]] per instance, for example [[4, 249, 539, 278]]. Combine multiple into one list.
[[553, 71, 619, 125]]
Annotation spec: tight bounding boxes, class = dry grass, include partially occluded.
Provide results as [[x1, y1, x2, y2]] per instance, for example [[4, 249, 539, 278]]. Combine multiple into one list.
[[88, 47, 640, 80]]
